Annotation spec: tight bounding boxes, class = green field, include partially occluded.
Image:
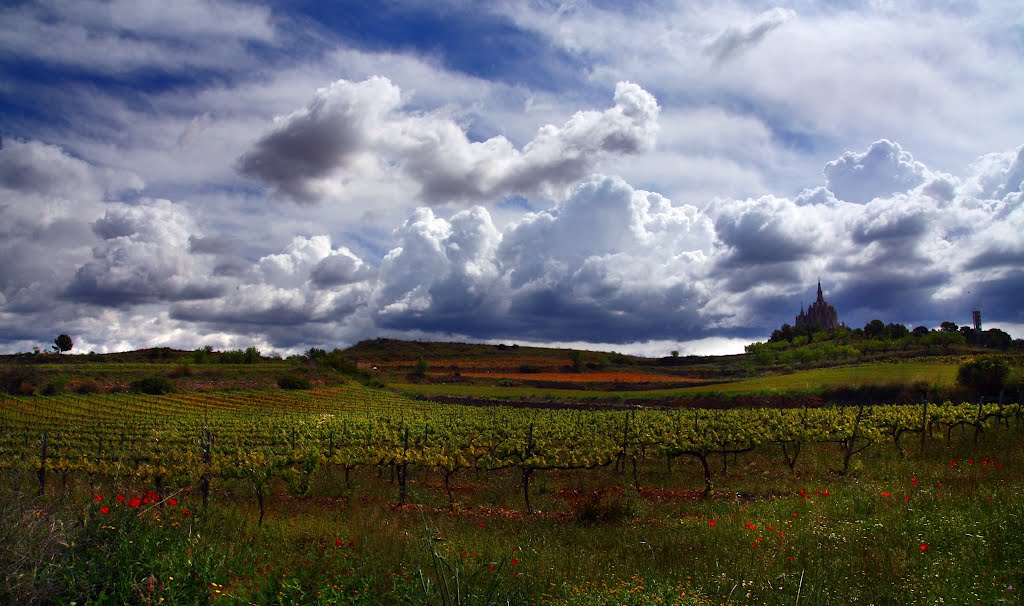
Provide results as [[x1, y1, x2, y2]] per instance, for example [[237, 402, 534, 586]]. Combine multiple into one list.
[[2, 375, 1023, 605], [394, 361, 961, 401]]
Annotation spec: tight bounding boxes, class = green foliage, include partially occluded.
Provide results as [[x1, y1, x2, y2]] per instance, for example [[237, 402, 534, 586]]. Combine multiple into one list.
[[568, 351, 583, 373], [220, 346, 262, 364], [129, 375, 174, 395], [414, 534, 522, 606], [54, 334, 73, 354], [277, 373, 312, 390], [412, 356, 430, 379], [957, 356, 1010, 394], [191, 345, 214, 364]]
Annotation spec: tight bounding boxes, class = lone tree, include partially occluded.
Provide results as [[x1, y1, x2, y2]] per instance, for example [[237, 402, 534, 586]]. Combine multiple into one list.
[[54, 334, 73, 354]]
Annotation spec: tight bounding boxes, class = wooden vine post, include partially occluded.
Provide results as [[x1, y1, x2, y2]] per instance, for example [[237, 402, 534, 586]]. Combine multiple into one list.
[[38, 430, 48, 496]]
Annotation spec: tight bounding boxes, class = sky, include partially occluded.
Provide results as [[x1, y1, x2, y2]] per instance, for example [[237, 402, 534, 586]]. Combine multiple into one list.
[[1, 0, 1023, 357]]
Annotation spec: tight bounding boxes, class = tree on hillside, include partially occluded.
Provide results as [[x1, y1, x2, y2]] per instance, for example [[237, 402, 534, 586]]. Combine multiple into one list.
[[863, 319, 885, 338], [885, 323, 909, 339], [54, 334, 73, 354], [983, 328, 1012, 350], [912, 326, 930, 337], [940, 321, 959, 333]]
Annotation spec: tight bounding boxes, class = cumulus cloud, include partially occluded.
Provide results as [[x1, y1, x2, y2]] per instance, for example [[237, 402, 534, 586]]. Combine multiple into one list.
[[823, 139, 930, 204], [370, 175, 718, 342], [238, 78, 659, 204], [65, 200, 223, 305], [5, 127, 1024, 354], [705, 7, 796, 65], [171, 235, 372, 327]]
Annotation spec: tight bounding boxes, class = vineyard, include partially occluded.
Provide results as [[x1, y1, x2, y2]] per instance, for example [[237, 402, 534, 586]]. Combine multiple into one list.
[[2, 372, 1024, 604], [3, 385, 1021, 512]]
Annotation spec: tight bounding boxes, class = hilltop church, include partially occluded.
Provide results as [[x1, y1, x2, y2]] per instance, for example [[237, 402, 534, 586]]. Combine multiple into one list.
[[795, 281, 840, 331]]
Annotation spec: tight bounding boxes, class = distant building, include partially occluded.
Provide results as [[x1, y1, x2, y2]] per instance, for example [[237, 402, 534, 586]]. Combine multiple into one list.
[[795, 280, 840, 331]]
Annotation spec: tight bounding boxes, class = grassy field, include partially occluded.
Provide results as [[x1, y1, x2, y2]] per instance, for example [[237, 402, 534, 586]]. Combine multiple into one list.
[[2, 350, 1022, 604], [394, 361, 962, 401], [2, 376, 1023, 604], [3, 416, 1021, 605]]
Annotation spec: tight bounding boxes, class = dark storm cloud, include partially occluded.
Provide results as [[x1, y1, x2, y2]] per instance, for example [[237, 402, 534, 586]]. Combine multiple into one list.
[[965, 247, 1024, 271]]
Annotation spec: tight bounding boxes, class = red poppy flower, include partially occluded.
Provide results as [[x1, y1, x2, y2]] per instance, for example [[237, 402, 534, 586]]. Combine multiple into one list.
[[93, 495, 103, 502], [128, 497, 142, 508], [336, 539, 343, 547], [881, 491, 891, 497], [167, 498, 178, 506], [460, 551, 467, 557], [100, 506, 109, 514], [920, 544, 928, 552], [510, 558, 519, 566], [709, 520, 716, 527], [117, 494, 125, 503], [487, 565, 496, 572], [182, 509, 191, 517]]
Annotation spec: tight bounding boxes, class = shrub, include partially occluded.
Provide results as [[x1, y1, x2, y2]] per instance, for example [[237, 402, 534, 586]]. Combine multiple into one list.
[[277, 374, 311, 390], [2, 367, 41, 395], [957, 356, 1010, 395], [74, 379, 101, 394], [130, 376, 174, 395], [42, 377, 68, 396]]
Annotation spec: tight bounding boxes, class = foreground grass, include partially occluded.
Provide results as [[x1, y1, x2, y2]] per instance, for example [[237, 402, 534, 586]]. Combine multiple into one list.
[[3, 426, 1022, 605]]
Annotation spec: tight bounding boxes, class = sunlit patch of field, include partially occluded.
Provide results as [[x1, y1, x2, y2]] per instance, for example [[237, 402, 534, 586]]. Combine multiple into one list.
[[435, 371, 702, 383]]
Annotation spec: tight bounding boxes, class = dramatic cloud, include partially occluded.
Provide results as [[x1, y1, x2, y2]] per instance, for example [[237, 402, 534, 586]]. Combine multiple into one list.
[[238, 78, 659, 204], [371, 175, 717, 342], [2, 2, 1023, 354]]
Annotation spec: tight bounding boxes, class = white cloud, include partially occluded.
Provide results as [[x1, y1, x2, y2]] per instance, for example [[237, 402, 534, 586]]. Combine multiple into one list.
[[66, 200, 223, 305], [238, 78, 660, 204], [705, 7, 796, 65], [0, 0, 275, 74], [824, 139, 930, 204]]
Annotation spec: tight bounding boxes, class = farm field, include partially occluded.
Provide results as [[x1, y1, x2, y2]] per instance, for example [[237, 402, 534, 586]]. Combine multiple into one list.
[[394, 361, 963, 402], [2, 376, 1023, 605], [431, 370, 705, 383]]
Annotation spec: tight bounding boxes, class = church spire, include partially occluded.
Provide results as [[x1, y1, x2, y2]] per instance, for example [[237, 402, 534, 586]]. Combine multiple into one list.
[[816, 279, 824, 303]]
